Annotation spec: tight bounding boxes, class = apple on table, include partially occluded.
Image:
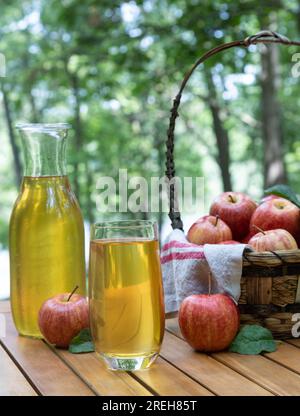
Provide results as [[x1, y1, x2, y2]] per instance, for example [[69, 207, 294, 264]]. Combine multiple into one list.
[[38, 286, 89, 348], [179, 293, 240, 352]]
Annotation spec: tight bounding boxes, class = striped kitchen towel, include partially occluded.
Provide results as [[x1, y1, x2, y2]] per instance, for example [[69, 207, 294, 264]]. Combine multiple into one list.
[[161, 228, 250, 315]]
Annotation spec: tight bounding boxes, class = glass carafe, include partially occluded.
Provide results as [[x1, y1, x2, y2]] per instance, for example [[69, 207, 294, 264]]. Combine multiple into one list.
[[9, 123, 86, 338]]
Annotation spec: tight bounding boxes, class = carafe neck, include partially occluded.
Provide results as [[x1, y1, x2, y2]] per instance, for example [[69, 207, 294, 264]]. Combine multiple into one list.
[[17, 123, 70, 177]]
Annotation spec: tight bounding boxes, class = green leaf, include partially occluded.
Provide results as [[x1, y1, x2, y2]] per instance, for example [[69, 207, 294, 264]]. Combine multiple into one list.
[[264, 184, 300, 208], [229, 325, 277, 355], [68, 328, 95, 354]]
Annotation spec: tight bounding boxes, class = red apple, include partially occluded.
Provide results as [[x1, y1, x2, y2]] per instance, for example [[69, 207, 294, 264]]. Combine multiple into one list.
[[179, 294, 240, 352], [248, 228, 298, 252], [218, 240, 240, 245], [187, 215, 232, 245], [260, 194, 284, 204], [250, 198, 300, 244], [210, 192, 257, 241], [38, 287, 89, 348], [241, 231, 256, 244]]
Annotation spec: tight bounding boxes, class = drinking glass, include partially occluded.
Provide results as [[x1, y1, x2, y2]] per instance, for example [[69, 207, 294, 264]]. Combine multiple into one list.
[[89, 220, 165, 371]]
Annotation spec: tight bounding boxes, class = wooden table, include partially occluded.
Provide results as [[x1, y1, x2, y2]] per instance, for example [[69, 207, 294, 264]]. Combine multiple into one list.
[[1, 300, 300, 396]]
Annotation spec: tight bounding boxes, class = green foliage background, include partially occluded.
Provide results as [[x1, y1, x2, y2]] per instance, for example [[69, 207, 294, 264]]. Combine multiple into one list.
[[1, 0, 300, 248]]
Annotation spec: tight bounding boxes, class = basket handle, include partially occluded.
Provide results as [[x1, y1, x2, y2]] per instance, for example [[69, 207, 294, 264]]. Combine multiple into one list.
[[166, 31, 300, 231]]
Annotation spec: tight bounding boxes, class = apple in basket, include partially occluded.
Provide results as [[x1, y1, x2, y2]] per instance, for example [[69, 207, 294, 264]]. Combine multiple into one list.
[[218, 240, 240, 245], [241, 231, 256, 244], [179, 293, 240, 352], [209, 192, 257, 241], [187, 215, 232, 245], [38, 286, 89, 348], [260, 194, 284, 204], [248, 227, 298, 252], [250, 198, 300, 244]]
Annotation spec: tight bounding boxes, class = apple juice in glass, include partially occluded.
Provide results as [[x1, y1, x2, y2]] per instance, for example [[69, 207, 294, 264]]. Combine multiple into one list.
[[89, 220, 165, 371], [9, 123, 86, 338]]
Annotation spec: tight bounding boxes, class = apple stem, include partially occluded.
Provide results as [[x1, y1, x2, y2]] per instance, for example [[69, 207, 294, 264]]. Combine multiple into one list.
[[208, 272, 212, 295], [67, 285, 79, 302], [228, 194, 235, 203], [252, 225, 266, 235], [215, 215, 219, 227]]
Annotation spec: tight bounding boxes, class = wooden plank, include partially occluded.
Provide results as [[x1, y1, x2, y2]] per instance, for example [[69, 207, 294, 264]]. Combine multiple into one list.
[[263, 342, 300, 375], [56, 347, 212, 396], [0, 314, 95, 396], [213, 351, 300, 396], [287, 338, 300, 348], [132, 357, 214, 396], [0, 345, 37, 396], [160, 332, 273, 396], [0, 301, 10, 314], [166, 318, 182, 337], [54, 348, 152, 396], [167, 316, 300, 395]]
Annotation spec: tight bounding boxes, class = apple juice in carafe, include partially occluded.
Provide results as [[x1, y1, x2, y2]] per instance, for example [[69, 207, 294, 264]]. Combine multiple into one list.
[[9, 124, 86, 338]]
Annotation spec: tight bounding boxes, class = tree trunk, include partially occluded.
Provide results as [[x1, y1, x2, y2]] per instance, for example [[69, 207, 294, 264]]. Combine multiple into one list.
[[1, 83, 22, 186], [22, 27, 41, 123], [66, 67, 82, 204], [28, 90, 39, 123], [85, 162, 94, 224], [260, 43, 286, 187], [204, 67, 232, 191]]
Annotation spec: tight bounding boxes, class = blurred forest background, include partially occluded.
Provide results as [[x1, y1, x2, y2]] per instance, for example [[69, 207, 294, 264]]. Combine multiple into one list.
[[2, 0, 300, 296]]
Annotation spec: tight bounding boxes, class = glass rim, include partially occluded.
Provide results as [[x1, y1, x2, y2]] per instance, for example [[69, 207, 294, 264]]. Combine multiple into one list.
[[15, 123, 71, 132], [91, 219, 157, 230]]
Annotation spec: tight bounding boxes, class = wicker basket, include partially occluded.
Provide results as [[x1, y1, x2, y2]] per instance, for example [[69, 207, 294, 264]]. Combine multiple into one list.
[[165, 31, 300, 339]]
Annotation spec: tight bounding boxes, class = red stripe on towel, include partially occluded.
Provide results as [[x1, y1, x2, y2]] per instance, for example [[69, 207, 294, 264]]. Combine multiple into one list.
[[162, 240, 201, 252], [161, 251, 205, 264]]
